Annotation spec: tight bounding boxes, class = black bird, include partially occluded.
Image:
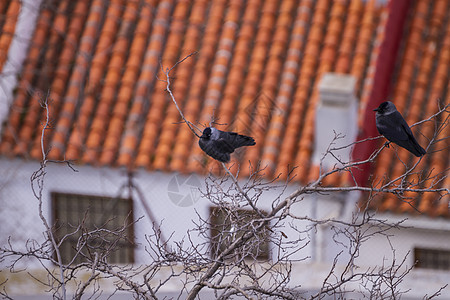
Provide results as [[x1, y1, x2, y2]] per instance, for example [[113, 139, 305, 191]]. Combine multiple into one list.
[[199, 127, 256, 163], [374, 101, 426, 157]]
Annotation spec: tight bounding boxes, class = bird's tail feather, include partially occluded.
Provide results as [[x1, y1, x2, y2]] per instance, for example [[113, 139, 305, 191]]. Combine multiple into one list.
[[412, 141, 426, 157], [235, 134, 256, 147], [405, 139, 426, 157], [395, 139, 426, 157]]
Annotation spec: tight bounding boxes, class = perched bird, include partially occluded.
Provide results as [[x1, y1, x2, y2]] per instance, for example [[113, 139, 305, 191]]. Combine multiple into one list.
[[199, 127, 256, 163], [374, 101, 426, 157]]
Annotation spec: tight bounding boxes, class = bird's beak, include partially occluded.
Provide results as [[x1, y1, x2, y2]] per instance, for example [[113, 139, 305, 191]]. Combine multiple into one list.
[[373, 108, 379, 112]]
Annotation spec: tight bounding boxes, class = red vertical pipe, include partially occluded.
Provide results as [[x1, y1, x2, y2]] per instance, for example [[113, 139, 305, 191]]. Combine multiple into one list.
[[352, 0, 412, 186]]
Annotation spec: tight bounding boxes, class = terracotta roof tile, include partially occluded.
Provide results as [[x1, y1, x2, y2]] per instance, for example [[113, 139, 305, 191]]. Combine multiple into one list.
[[0, 0, 9, 16], [1, 0, 448, 218], [0, 4, 55, 156], [119, 0, 175, 168], [216, 0, 262, 128], [135, 0, 194, 170], [293, 0, 350, 183], [355, 0, 384, 129], [369, 0, 449, 217], [187, 0, 273, 173], [81, 0, 128, 164], [335, 0, 364, 74], [28, 0, 81, 158], [277, 1, 326, 180], [241, 0, 297, 177], [0, 0, 21, 71], [48, 0, 103, 160], [97, 0, 149, 166], [171, 2, 234, 168]]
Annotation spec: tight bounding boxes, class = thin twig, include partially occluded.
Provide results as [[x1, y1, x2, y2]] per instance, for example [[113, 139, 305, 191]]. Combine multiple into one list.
[[222, 162, 264, 217], [34, 95, 67, 300], [159, 52, 202, 137]]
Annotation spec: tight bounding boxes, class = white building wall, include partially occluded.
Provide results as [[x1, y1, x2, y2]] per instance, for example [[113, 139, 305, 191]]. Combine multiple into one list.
[[0, 158, 313, 267], [0, 158, 449, 299]]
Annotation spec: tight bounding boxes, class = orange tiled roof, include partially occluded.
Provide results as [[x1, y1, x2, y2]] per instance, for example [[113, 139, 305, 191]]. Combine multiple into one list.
[[0, 0, 21, 71], [0, 0, 448, 217]]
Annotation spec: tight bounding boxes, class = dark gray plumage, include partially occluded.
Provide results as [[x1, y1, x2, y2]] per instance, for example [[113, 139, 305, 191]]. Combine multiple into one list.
[[199, 127, 256, 162], [374, 101, 426, 157]]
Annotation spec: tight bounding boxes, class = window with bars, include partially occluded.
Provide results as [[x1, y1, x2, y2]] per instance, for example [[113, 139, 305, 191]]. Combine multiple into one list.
[[210, 207, 270, 260], [52, 193, 135, 265], [414, 248, 450, 270]]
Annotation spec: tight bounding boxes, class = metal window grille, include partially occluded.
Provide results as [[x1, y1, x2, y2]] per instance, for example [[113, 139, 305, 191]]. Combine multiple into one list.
[[414, 248, 450, 270], [210, 206, 270, 260], [52, 193, 135, 265]]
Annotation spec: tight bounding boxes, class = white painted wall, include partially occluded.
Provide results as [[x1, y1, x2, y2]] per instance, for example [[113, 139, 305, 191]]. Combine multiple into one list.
[[0, 158, 449, 298], [0, 158, 313, 268]]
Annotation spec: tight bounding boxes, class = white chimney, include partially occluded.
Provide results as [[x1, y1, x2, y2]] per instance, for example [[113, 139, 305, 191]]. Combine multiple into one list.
[[313, 73, 358, 170]]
